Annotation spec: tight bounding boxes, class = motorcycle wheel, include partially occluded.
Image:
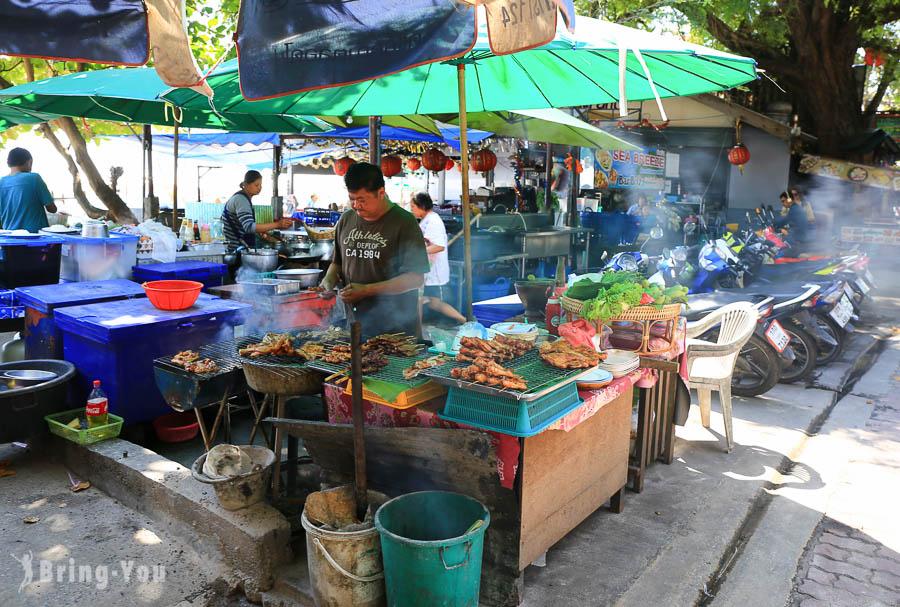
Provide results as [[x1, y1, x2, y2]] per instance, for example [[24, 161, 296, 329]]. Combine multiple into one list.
[[731, 334, 781, 397], [778, 325, 818, 383], [813, 314, 844, 365]]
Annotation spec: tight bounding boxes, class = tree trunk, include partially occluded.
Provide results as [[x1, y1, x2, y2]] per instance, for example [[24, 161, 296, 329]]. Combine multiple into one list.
[[38, 123, 107, 219], [54, 117, 138, 224]]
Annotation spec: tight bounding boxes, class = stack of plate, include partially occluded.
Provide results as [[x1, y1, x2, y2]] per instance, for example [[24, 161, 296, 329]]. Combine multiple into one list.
[[489, 322, 540, 342], [599, 349, 640, 378]]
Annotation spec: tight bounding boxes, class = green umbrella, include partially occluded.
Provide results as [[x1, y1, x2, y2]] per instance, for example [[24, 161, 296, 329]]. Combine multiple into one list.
[[161, 16, 756, 117], [0, 67, 330, 133]]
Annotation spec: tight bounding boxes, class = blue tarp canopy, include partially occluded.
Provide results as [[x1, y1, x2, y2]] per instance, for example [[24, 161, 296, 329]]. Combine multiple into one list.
[[112, 126, 493, 167]]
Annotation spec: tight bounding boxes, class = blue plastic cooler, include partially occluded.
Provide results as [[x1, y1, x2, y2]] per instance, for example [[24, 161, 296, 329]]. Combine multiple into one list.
[[16, 279, 148, 360], [0, 234, 63, 288], [54, 294, 250, 423], [131, 261, 228, 291]]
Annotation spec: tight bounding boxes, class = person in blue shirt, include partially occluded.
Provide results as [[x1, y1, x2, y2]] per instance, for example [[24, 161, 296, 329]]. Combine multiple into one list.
[[773, 191, 811, 250], [0, 148, 57, 232]]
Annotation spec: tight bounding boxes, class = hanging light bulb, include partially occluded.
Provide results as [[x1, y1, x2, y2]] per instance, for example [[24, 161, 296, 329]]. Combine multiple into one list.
[[346, 116, 353, 124]]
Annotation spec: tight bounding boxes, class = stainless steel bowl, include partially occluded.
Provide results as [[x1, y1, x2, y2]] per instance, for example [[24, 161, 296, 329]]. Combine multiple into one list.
[[3, 370, 58, 381], [241, 249, 280, 273], [81, 222, 109, 238], [273, 268, 322, 288]]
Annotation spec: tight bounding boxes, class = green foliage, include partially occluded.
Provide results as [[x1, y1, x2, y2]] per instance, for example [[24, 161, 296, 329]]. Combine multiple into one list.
[[575, 271, 688, 323]]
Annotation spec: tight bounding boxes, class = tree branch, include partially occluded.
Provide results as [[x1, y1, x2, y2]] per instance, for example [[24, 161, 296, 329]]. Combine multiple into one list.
[[701, 11, 805, 83], [864, 60, 897, 118], [39, 122, 107, 219]]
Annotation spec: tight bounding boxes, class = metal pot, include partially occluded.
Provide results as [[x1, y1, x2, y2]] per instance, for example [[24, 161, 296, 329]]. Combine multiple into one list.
[[241, 249, 279, 273], [309, 239, 334, 261], [81, 221, 109, 238], [273, 268, 322, 288]]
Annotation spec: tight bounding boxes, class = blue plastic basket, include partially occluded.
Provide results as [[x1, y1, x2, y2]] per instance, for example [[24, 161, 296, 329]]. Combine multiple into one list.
[[472, 277, 511, 302], [439, 382, 584, 437]]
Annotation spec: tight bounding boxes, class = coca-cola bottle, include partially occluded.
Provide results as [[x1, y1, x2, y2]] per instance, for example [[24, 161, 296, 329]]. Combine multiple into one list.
[[86, 380, 109, 429]]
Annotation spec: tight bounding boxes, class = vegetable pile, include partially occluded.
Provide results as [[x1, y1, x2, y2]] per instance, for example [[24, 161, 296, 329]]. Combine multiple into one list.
[[565, 271, 689, 323]]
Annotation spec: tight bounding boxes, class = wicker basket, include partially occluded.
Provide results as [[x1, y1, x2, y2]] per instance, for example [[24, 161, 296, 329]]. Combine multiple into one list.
[[560, 294, 681, 355], [303, 222, 335, 241]]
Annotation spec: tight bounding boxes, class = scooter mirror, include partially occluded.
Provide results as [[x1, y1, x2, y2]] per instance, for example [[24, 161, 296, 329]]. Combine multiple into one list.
[[662, 248, 671, 258], [650, 226, 664, 239]]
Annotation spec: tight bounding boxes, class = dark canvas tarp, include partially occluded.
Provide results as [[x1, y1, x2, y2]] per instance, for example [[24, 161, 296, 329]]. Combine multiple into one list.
[[235, 0, 476, 100], [0, 0, 150, 66]]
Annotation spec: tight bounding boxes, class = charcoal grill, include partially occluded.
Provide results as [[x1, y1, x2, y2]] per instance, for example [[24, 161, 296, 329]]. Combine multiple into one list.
[[153, 335, 277, 450], [305, 352, 435, 387], [422, 348, 598, 401]]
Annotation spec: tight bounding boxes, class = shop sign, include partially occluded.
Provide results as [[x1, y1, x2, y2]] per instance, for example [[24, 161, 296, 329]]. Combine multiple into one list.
[[798, 155, 900, 191], [594, 148, 666, 189], [841, 226, 900, 246]]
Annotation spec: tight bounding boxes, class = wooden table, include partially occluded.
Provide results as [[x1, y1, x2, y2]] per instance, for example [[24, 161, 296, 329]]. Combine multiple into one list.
[[273, 374, 640, 606]]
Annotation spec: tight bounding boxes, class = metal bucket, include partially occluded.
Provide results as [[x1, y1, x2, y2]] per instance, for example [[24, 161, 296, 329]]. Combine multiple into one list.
[[191, 445, 275, 511]]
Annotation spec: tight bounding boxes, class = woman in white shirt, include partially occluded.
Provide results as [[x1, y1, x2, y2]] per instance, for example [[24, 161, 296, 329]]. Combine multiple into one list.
[[410, 192, 467, 325]]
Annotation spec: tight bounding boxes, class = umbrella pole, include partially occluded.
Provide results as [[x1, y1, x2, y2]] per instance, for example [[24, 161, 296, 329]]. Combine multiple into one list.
[[350, 321, 368, 522], [173, 120, 179, 233], [273, 137, 282, 219], [368, 117, 381, 165], [457, 63, 473, 320]]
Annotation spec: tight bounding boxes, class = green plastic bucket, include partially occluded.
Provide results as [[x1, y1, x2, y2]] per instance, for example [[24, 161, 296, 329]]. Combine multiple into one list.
[[374, 491, 490, 607]]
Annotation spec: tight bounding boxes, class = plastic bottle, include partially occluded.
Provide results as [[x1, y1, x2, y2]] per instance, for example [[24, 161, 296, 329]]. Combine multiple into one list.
[[86, 380, 109, 429], [178, 219, 190, 242], [200, 223, 211, 243]]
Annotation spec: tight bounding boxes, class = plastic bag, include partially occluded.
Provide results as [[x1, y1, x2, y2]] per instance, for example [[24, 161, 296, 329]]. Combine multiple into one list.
[[136, 220, 178, 263], [558, 318, 596, 350]]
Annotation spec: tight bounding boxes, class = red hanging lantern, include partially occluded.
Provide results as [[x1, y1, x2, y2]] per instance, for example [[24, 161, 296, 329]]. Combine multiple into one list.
[[406, 157, 422, 172], [421, 148, 447, 173], [471, 148, 497, 174], [381, 155, 402, 178], [728, 120, 750, 173], [728, 144, 750, 170], [445, 157, 455, 171], [333, 156, 356, 177]]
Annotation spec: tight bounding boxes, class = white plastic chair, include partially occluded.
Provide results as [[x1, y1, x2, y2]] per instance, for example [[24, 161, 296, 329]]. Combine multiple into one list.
[[685, 302, 758, 452]]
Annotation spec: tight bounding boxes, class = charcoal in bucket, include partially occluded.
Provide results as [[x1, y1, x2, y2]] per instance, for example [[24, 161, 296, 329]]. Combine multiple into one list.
[[374, 491, 490, 607]]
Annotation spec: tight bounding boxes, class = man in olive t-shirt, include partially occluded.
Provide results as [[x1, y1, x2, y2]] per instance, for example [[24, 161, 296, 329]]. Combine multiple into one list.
[[319, 163, 428, 337]]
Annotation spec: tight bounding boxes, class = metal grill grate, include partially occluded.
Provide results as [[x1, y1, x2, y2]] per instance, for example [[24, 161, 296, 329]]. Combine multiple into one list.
[[306, 352, 443, 386], [153, 335, 265, 379], [422, 348, 594, 401]]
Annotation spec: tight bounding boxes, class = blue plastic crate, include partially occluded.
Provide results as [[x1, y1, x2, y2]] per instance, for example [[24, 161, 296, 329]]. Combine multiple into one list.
[[439, 382, 584, 437], [15, 279, 147, 360], [54, 294, 250, 424], [132, 261, 227, 291]]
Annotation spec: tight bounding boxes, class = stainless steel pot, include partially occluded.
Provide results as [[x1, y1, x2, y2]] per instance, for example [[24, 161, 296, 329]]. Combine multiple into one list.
[[309, 239, 334, 260], [81, 221, 109, 238], [241, 249, 279, 273], [273, 268, 322, 287]]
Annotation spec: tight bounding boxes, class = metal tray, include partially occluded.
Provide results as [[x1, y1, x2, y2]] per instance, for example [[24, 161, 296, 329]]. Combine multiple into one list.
[[422, 348, 598, 402], [238, 279, 302, 296]]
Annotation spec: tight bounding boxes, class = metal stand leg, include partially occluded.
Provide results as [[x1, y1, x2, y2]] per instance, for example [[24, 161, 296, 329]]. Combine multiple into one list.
[[287, 436, 298, 498], [195, 408, 211, 451], [271, 395, 285, 501], [248, 392, 270, 448], [207, 386, 232, 447]]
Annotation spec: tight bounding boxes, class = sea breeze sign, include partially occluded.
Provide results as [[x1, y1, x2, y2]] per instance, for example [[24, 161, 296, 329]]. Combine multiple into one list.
[[841, 226, 900, 246], [593, 148, 666, 189], [236, 0, 476, 100], [798, 155, 900, 191]]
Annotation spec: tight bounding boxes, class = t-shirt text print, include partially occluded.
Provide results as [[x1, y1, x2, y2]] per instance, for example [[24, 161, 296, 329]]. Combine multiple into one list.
[[343, 228, 389, 260]]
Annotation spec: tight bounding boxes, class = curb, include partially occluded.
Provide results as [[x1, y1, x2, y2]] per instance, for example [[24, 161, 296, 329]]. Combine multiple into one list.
[[53, 435, 293, 602]]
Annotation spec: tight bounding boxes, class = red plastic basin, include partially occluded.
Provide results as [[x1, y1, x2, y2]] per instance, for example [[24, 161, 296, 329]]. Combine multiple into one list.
[[152, 411, 199, 443], [142, 280, 203, 310]]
